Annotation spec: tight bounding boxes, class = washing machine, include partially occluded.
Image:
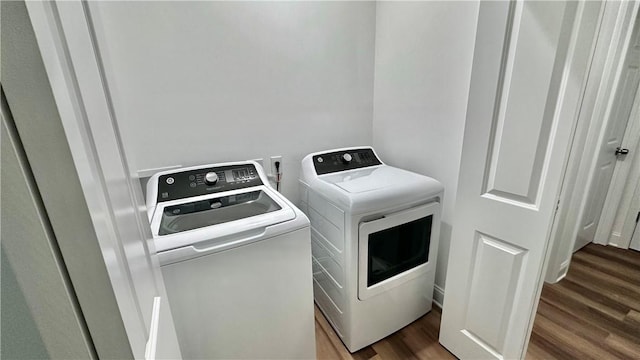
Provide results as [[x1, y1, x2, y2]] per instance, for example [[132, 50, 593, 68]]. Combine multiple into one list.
[[299, 146, 443, 352], [146, 161, 316, 359]]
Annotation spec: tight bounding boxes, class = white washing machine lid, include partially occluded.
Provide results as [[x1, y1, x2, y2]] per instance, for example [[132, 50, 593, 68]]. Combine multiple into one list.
[[320, 165, 438, 194], [307, 165, 443, 214], [300, 147, 444, 213], [321, 166, 404, 193], [149, 185, 297, 253]]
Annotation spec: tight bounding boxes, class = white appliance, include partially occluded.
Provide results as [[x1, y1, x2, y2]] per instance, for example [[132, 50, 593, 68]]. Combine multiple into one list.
[[300, 146, 443, 352], [146, 161, 316, 359]]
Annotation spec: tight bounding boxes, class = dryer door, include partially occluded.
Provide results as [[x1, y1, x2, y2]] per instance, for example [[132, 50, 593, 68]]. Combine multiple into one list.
[[358, 202, 440, 300]]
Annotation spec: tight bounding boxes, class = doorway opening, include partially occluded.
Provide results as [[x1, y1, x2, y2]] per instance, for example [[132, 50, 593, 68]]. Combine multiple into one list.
[[545, 2, 640, 286], [531, 4, 640, 360]]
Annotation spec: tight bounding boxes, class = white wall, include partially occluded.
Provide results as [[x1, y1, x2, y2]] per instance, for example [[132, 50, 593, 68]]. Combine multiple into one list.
[[89, 1, 480, 299], [372, 2, 479, 295], [89, 1, 375, 204]]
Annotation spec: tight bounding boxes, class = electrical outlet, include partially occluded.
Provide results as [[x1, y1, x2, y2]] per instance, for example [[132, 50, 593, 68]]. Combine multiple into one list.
[[270, 156, 282, 175]]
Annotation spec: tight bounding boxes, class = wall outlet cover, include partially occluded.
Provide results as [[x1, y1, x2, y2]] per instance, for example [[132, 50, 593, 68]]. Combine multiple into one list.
[[270, 156, 282, 175]]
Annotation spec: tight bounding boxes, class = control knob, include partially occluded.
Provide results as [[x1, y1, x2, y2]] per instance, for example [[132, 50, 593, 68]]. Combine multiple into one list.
[[204, 172, 219, 185], [341, 153, 353, 164]]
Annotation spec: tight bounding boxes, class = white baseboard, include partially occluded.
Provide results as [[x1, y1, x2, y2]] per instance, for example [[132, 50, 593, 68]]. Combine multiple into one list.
[[546, 259, 570, 284], [556, 259, 570, 282], [433, 284, 445, 309], [609, 232, 624, 248]]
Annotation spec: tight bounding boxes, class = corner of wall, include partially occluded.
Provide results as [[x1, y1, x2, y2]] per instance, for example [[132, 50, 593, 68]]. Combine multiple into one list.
[[433, 284, 445, 309]]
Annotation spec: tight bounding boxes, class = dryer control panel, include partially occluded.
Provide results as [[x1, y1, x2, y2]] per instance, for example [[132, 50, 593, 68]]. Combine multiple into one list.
[[157, 164, 263, 202], [313, 148, 382, 175]]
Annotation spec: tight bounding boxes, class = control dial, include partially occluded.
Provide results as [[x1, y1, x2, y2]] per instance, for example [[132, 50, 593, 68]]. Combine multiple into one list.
[[204, 172, 219, 185], [341, 153, 353, 164]]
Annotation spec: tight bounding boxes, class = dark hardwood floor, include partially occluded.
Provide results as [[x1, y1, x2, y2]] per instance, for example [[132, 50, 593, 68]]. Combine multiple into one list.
[[527, 244, 640, 360], [314, 244, 640, 359], [314, 305, 454, 360]]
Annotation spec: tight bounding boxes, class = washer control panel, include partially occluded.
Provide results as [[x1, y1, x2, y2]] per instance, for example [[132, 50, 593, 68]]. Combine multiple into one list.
[[157, 164, 262, 202], [313, 148, 382, 175]]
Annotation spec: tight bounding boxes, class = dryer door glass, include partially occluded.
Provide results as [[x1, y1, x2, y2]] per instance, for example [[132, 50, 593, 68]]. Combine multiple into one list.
[[159, 190, 281, 235], [367, 216, 432, 287]]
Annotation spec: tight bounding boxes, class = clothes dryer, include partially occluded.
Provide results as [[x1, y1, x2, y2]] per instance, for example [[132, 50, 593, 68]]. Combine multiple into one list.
[[300, 147, 443, 352]]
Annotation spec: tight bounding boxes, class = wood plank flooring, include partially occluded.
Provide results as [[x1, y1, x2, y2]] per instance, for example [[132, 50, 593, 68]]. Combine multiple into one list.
[[527, 244, 640, 360], [314, 244, 640, 359], [314, 305, 455, 360]]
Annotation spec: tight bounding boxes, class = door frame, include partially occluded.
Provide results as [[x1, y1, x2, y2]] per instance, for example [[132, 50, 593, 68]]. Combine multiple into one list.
[[622, 90, 640, 251], [23, 3, 150, 355], [2, 2, 135, 358], [544, 0, 640, 283], [596, 42, 640, 249], [23, 1, 182, 358], [1, 90, 96, 359]]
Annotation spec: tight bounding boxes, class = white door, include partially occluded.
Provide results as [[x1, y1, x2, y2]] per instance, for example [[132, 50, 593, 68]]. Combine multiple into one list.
[[577, 11, 640, 251], [439, 1, 602, 359]]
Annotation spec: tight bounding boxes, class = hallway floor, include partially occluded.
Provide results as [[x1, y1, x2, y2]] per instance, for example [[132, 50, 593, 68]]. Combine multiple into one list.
[[314, 244, 640, 359], [528, 244, 640, 360]]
